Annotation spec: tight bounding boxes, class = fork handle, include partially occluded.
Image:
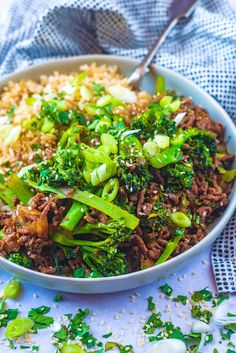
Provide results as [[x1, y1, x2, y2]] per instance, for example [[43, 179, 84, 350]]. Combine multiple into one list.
[[128, 17, 179, 87]]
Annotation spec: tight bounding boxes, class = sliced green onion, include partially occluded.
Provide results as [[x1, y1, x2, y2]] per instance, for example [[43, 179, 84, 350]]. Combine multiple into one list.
[[169, 98, 181, 112], [160, 95, 172, 108], [107, 85, 137, 104], [85, 104, 105, 116], [154, 134, 170, 149], [102, 178, 119, 202], [5, 317, 33, 339], [96, 95, 112, 107], [4, 280, 21, 299], [100, 133, 118, 154], [170, 211, 191, 228], [80, 85, 92, 101], [149, 145, 183, 169], [90, 162, 117, 186], [95, 117, 112, 132], [3, 126, 21, 145], [156, 75, 165, 94], [174, 112, 186, 126], [143, 141, 160, 158], [41, 118, 55, 133]]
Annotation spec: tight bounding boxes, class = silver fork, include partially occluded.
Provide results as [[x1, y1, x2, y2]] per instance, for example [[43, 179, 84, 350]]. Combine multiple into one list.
[[128, 0, 198, 89]]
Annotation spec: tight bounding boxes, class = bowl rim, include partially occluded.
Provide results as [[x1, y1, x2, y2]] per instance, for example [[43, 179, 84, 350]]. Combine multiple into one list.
[[0, 54, 235, 284]]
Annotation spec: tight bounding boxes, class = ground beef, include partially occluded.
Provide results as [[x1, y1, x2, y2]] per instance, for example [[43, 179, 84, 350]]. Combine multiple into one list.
[[0, 96, 234, 277]]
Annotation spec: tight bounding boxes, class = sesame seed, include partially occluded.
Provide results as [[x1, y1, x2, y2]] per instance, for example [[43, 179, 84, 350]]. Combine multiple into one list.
[[164, 304, 171, 313]]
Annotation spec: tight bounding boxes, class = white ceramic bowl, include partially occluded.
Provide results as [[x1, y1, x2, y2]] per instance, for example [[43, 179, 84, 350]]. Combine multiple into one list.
[[0, 55, 235, 293]]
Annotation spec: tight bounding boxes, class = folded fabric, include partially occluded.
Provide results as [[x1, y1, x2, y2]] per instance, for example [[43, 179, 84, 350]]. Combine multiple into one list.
[[0, 0, 235, 292]]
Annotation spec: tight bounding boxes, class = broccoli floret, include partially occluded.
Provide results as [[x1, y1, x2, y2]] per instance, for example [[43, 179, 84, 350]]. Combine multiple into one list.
[[117, 135, 152, 193], [80, 246, 128, 277], [40, 98, 69, 125], [161, 162, 195, 192], [118, 156, 151, 193], [141, 208, 170, 234], [74, 220, 132, 244], [52, 220, 132, 276], [23, 124, 85, 188], [40, 148, 83, 187], [140, 194, 170, 233], [155, 115, 176, 136], [7, 252, 32, 268], [131, 101, 177, 139], [187, 134, 217, 171]]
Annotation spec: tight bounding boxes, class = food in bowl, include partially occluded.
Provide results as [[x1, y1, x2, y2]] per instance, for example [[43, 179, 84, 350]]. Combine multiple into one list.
[[0, 64, 235, 278]]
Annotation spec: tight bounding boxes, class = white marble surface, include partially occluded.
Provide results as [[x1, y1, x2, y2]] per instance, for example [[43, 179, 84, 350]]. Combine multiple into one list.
[[1, 248, 235, 353], [0, 1, 235, 352]]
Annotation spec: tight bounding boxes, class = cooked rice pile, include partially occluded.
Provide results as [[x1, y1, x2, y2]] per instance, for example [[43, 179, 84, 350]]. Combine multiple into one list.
[[0, 64, 150, 174], [0, 64, 234, 276]]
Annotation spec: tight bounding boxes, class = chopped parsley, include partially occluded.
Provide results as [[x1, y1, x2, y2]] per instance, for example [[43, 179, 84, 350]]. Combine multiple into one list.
[[93, 83, 105, 96], [28, 306, 54, 330], [173, 295, 188, 305], [191, 288, 213, 302], [32, 143, 40, 151], [143, 312, 163, 334], [7, 105, 17, 116], [53, 308, 102, 351], [33, 153, 42, 163], [148, 296, 155, 311], [105, 342, 134, 353], [212, 294, 229, 307], [0, 308, 18, 327], [73, 268, 85, 278], [148, 321, 186, 343], [103, 332, 113, 339], [226, 323, 236, 332], [191, 305, 213, 324], [160, 283, 173, 296], [53, 294, 63, 302]]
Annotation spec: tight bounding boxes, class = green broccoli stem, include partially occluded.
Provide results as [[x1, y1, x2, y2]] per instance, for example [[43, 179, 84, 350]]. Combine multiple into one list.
[[52, 232, 107, 249], [60, 201, 88, 231], [156, 234, 183, 265], [72, 189, 138, 230], [6, 174, 34, 206], [25, 180, 139, 230], [149, 123, 212, 171], [149, 145, 183, 169], [0, 183, 16, 209], [80, 246, 100, 273], [170, 128, 214, 146], [73, 222, 113, 236]]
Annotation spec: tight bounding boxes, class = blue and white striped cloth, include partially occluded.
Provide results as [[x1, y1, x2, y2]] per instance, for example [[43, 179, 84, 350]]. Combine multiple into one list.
[[0, 0, 236, 292]]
